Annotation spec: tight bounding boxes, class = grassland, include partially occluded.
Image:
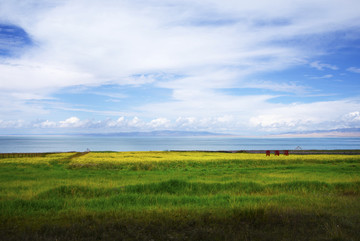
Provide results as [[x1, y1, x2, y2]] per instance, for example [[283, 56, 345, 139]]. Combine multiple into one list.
[[0, 151, 359, 241]]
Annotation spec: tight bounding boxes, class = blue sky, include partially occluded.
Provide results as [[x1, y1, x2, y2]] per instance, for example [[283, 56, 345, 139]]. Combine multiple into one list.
[[0, 0, 360, 135]]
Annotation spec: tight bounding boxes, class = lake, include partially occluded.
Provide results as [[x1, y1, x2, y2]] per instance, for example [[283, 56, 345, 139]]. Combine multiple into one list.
[[0, 136, 359, 153]]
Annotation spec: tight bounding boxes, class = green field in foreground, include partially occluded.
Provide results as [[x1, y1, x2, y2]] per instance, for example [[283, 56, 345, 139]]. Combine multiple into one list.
[[0, 151, 359, 241]]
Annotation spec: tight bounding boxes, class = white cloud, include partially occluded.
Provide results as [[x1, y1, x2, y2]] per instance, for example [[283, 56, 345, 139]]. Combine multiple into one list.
[[310, 61, 338, 71], [347, 67, 360, 74], [1, 0, 360, 134], [1, 0, 356, 93], [310, 74, 333, 79], [59, 117, 83, 128], [1, 100, 360, 134], [249, 99, 360, 132], [175, 117, 197, 128], [148, 118, 171, 128], [0, 60, 97, 92], [0, 120, 26, 128], [342, 111, 360, 122], [242, 80, 310, 93], [106, 117, 126, 127], [128, 117, 142, 127], [0, 92, 49, 119], [34, 120, 57, 128]]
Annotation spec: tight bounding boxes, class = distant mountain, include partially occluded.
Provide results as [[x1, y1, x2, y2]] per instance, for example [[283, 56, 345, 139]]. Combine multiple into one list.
[[322, 128, 360, 133], [280, 128, 360, 137], [82, 130, 226, 137]]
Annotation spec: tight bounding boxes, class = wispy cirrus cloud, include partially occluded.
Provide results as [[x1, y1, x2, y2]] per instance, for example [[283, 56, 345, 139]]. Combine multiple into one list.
[[0, 0, 360, 134], [310, 61, 338, 71], [347, 67, 360, 74], [310, 74, 333, 79]]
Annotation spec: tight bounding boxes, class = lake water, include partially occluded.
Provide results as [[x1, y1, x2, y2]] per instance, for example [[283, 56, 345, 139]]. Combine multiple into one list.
[[0, 136, 359, 153]]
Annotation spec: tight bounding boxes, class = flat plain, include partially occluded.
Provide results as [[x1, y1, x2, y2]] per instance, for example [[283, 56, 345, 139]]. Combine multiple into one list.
[[0, 151, 359, 241]]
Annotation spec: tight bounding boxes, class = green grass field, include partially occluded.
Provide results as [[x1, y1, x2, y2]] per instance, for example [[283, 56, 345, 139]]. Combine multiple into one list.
[[0, 151, 359, 241]]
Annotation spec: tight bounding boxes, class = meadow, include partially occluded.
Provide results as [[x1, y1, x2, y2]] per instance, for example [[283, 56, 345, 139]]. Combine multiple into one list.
[[0, 151, 359, 240]]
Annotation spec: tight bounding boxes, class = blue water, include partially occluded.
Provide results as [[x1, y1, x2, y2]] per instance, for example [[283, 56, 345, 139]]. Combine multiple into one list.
[[0, 136, 359, 153]]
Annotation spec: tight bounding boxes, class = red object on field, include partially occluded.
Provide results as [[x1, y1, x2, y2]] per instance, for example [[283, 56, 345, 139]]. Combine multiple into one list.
[[274, 150, 280, 156], [266, 150, 270, 156], [284, 150, 289, 156]]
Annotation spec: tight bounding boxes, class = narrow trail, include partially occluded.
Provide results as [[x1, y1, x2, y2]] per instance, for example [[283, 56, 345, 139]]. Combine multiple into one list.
[[69, 152, 89, 159]]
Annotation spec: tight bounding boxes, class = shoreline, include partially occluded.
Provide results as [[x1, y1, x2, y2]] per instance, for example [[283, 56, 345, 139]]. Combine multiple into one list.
[[1, 149, 360, 156], [170, 149, 360, 155]]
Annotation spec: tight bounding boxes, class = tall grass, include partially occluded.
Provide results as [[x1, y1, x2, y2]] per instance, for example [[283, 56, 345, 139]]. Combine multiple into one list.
[[0, 151, 359, 240]]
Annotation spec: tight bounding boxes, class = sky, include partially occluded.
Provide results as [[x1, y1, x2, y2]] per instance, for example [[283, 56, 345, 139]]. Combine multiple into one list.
[[0, 0, 360, 135]]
